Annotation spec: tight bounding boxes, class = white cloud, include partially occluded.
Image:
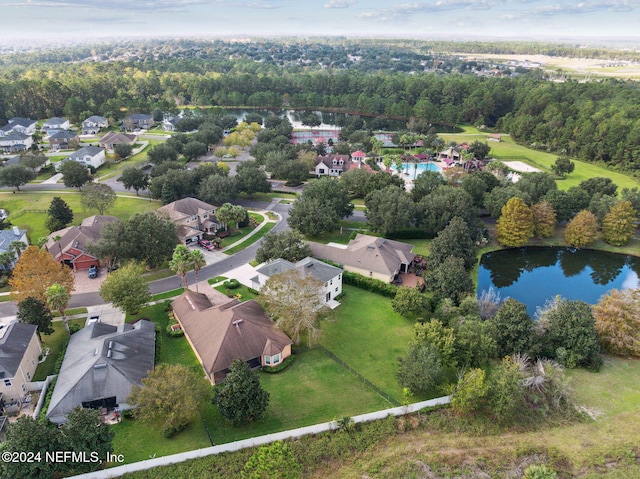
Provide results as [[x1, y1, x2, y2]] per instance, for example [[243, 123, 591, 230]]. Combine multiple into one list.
[[324, 0, 356, 8]]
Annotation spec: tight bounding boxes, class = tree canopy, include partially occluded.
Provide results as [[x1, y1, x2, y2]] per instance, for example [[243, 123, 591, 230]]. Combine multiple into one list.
[[80, 182, 117, 215], [496, 197, 534, 247], [17, 297, 54, 338], [10, 246, 74, 303], [255, 230, 311, 264], [0, 164, 35, 191], [60, 160, 91, 190], [99, 262, 151, 315]]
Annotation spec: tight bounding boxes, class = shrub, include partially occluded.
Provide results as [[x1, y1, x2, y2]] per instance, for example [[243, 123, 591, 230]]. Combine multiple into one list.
[[247, 287, 259, 295], [342, 271, 397, 297], [165, 323, 184, 337], [224, 279, 240, 289], [261, 355, 295, 373]]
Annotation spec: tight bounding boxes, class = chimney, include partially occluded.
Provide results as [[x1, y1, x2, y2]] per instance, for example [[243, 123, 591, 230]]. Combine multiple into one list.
[[12, 226, 20, 236]]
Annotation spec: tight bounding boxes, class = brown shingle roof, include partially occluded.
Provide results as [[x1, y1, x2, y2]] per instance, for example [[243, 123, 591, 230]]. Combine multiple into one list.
[[157, 197, 216, 223], [45, 215, 118, 262]]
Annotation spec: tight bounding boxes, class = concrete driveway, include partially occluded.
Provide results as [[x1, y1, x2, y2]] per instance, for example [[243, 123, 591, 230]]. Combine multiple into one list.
[[73, 267, 106, 294], [85, 304, 125, 326]]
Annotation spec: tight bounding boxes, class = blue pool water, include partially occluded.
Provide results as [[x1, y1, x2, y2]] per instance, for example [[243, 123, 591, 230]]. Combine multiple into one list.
[[392, 162, 443, 177]]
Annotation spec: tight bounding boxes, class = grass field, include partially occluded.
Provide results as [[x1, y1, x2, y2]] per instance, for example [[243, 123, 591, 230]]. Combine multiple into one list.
[[223, 222, 275, 255], [320, 285, 416, 403], [33, 318, 86, 381], [440, 133, 640, 191], [213, 283, 258, 302], [1, 191, 161, 241]]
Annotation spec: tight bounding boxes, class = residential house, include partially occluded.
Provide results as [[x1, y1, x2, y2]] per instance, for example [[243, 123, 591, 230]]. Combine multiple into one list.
[[0, 133, 33, 153], [46, 320, 155, 424], [99, 131, 135, 150], [157, 197, 218, 245], [45, 215, 119, 271], [162, 117, 180, 132], [42, 117, 71, 135], [309, 233, 415, 283], [0, 227, 28, 270], [123, 114, 154, 131], [313, 154, 351, 176], [48, 130, 78, 151], [0, 322, 41, 407], [171, 290, 292, 384], [82, 116, 108, 135], [0, 117, 36, 137], [57, 146, 106, 171], [252, 256, 343, 306], [351, 150, 367, 163]]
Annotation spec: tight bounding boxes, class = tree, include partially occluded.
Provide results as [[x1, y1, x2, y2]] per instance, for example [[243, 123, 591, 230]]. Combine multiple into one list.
[[564, 210, 599, 247], [424, 256, 474, 305], [621, 187, 640, 219], [416, 186, 477, 237], [17, 297, 54, 339], [81, 182, 117, 215], [449, 368, 488, 416], [129, 364, 210, 437], [60, 160, 91, 190], [340, 168, 372, 198], [288, 177, 353, 237], [537, 296, 601, 370], [531, 200, 557, 238], [551, 155, 575, 178], [487, 356, 526, 426], [593, 288, 640, 357], [468, 140, 491, 160], [242, 441, 301, 479], [99, 262, 151, 315], [428, 216, 477, 270], [602, 201, 637, 246], [120, 167, 148, 195], [45, 283, 71, 334], [197, 174, 237, 205], [61, 407, 114, 474], [496, 197, 534, 247], [0, 416, 62, 479], [364, 185, 414, 236], [579, 177, 617, 198], [255, 230, 311, 264], [488, 298, 534, 358], [412, 319, 456, 366], [452, 319, 496, 368], [47, 196, 73, 228], [10, 246, 74, 303], [169, 245, 192, 289], [183, 141, 208, 161], [213, 359, 270, 427], [258, 269, 327, 345], [411, 170, 446, 202], [190, 249, 206, 292], [589, 193, 618, 224], [391, 287, 431, 320], [19, 152, 47, 173], [235, 160, 271, 197], [147, 143, 178, 165], [0, 164, 35, 191], [484, 185, 530, 219], [122, 212, 178, 268], [396, 342, 444, 394], [216, 202, 246, 231], [113, 143, 133, 160]]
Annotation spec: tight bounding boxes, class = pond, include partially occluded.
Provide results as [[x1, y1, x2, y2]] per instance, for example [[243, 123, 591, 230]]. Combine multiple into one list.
[[477, 247, 640, 316]]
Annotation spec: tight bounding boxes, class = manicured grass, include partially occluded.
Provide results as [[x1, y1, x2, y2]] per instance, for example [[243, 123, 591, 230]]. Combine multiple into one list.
[[213, 283, 258, 302], [238, 191, 298, 202], [149, 288, 185, 302], [1, 191, 161, 241], [217, 213, 266, 249], [52, 307, 87, 317], [223, 222, 275, 255], [440, 133, 640, 191], [33, 318, 86, 381], [402, 238, 431, 257], [306, 226, 371, 245], [207, 276, 228, 284], [141, 269, 176, 282], [0, 295, 13, 303], [320, 285, 416, 402]]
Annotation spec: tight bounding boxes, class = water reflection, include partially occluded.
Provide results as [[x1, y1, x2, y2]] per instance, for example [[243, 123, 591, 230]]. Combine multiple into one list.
[[478, 247, 640, 315]]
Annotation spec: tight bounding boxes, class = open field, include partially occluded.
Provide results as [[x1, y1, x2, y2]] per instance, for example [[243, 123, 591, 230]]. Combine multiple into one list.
[[0, 191, 161, 241]]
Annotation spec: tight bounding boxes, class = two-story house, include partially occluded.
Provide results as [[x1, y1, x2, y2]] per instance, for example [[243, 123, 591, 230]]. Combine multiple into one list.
[[156, 197, 219, 245], [0, 227, 28, 270], [48, 130, 78, 151], [81, 115, 108, 135], [42, 117, 71, 135], [0, 133, 33, 153], [0, 321, 41, 408], [0, 117, 37, 137], [314, 154, 351, 177], [123, 114, 154, 131], [57, 146, 106, 171]]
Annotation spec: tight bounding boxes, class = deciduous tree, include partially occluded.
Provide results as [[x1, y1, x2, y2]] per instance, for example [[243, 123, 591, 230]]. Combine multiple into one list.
[[197, 174, 237, 205], [19, 152, 47, 173], [99, 262, 151, 315], [17, 297, 54, 339], [488, 298, 534, 358], [213, 359, 270, 427], [428, 216, 477, 270], [579, 177, 617, 198], [255, 230, 311, 264], [10, 246, 74, 303], [235, 160, 271, 197], [449, 368, 488, 416], [120, 167, 148, 195], [0, 164, 35, 191], [81, 182, 117, 215], [531, 200, 557, 238], [496, 197, 534, 247], [593, 288, 640, 357], [484, 186, 530, 219], [242, 441, 302, 479], [113, 143, 133, 160], [516, 172, 557, 203], [391, 287, 431, 320], [602, 200, 636, 246], [364, 185, 414, 236], [424, 256, 474, 305], [60, 160, 91, 190], [61, 407, 114, 474], [452, 319, 496, 368], [564, 210, 599, 247], [396, 342, 444, 394], [551, 156, 575, 178], [128, 364, 210, 437]]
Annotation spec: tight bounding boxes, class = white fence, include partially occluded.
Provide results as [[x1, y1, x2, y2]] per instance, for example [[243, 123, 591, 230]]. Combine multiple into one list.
[[66, 395, 451, 479]]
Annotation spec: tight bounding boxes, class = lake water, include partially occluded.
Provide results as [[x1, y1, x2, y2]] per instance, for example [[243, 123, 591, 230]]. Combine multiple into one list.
[[477, 247, 640, 316]]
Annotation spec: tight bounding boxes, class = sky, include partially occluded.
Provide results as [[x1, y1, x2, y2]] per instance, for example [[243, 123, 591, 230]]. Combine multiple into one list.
[[1, 0, 639, 43]]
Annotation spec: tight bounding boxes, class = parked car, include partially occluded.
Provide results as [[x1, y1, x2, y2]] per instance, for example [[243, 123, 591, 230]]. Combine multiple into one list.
[[88, 265, 98, 278], [198, 239, 214, 251]]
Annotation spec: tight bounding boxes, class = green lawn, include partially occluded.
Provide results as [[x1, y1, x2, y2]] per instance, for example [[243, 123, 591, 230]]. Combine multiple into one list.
[[320, 285, 416, 403], [213, 283, 258, 302], [1, 191, 161, 241], [238, 191, 298, 202], [33, 318, 86, 381], [223, 222, 275, 255], [440, 134, 640, 191], [207, 276, 228, 284], [402, 238, 431, 257], [217, 213, 266, 249]]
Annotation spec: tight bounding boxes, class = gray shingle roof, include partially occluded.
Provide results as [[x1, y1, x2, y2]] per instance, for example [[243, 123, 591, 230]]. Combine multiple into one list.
[[0, 228, 26, 255], [49, 130, 77, 140], [256, 257, 342, 284], [68, 146, 105, 159], [0, 322, 38, 379]]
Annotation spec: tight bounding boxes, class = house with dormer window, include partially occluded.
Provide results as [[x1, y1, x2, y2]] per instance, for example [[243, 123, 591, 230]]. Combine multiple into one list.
[[156, 197, 219, 245]]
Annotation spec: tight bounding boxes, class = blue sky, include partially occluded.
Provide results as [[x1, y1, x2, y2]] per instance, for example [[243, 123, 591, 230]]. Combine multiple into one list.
[[1, 0, 639, 42]]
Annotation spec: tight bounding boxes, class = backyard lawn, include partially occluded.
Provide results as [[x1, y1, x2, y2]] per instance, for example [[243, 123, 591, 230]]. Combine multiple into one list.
[[320, 285, 416, 403], [0, 191, 161, 241], [33, 318, 86, 381]]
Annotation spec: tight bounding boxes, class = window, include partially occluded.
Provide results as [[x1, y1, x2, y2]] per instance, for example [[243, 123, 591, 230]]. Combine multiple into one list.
[[325, 282, 328, 287], [191, 215, 198, 221], [3, 379, 11, 387], [272, 354, 280, 364], [330, 280, 333, 285], [21, 384, 26, 393], [335, 287, 339, 292], [26, 372, 30, 380], [203, 214, 208, 219], [338, 274, 341, 280], [265, 356, 271, 365]]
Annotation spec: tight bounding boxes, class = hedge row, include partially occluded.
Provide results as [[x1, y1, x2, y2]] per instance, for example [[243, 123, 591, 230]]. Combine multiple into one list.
[[318, 259, 397, 297]]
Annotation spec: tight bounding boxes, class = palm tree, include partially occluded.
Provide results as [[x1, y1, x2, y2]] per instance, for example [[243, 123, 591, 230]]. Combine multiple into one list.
[[46, 283, 70, 334], [190, 249, 206, 292], [169, 245, 191, 289]]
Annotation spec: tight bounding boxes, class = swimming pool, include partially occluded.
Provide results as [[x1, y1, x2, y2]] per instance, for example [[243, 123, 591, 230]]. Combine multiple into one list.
[[392, 162, 443, 177]]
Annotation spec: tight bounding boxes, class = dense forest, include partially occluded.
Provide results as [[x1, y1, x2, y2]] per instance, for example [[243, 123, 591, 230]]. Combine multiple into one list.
[[1, 39, 640, 172]]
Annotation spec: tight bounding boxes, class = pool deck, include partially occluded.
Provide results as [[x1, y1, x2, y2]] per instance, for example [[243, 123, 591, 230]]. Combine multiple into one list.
[[392, 160, 448, 191]]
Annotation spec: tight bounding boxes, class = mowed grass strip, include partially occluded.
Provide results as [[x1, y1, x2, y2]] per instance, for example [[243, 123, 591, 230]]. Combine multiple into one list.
[[33, 318, 86, 381], [1, 191, 161, 241], [320, 285, 415, 403]]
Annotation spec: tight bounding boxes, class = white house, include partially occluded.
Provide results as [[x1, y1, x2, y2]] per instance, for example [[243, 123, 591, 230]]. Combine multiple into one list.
[[0, 118, 36, 137], [0, 321, 41, 408], [252, 257, 343, 307], [162, 117, 180, 132], [0, 133, 33, 153], [58, 146, 106, 171], [82, 116, 108, 135], [42, 117, 71, 134]]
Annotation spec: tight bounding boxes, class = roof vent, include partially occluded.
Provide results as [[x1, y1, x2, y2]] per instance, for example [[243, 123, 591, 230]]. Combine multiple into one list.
[[232, 319, 243, 327], [107, 350, 112, 358], [93, 363, 107, 369], [12, 226, 20, 236]]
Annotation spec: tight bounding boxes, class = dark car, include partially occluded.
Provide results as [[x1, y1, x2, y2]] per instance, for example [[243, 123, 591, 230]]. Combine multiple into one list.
[[198, 239, 214, 251], [88, 265, 98, 278]]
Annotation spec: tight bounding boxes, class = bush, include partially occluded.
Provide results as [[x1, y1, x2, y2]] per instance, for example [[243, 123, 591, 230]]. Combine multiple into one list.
[[334, 291, 346, 301], [342, 271, 397, 297], [261, 355, 295, 374], [68, 323, 81, 335], [166, 323, 184, 337], [247, 287, 259, 295], [163, 422, 187, 438], [122, 409, 134, 419], [386, 228, 430, 240], [223, 279, 240, 289]]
